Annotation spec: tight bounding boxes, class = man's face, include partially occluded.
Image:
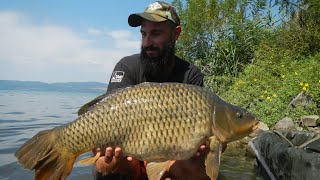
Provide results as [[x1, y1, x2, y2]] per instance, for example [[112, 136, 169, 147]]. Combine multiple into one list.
[[140, 20, 176, 58], [140, 20, 181, 81]]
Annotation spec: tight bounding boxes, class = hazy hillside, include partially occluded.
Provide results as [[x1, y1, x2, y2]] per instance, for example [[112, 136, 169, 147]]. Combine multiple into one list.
[[0, 80, 107, 93]]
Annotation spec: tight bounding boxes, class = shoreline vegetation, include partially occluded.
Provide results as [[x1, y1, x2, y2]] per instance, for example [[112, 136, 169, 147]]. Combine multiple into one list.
[[173, 0, 320, 127]]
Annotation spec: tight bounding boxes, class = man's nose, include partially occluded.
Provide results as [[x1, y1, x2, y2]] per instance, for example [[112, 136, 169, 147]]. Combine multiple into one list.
[[142, 35, 153, 47]]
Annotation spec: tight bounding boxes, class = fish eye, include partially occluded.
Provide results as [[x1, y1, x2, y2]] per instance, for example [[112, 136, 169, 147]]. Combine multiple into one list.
[[236, 112, 243, 119]]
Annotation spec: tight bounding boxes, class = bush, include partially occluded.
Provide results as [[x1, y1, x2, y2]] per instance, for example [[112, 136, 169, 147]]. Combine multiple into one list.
[[220, 46, 320, 126]]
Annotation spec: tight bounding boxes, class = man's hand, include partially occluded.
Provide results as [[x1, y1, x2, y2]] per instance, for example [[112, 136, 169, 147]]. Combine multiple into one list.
[[94, 142, 227, 179], [94, 147, 142, 178], [161, 143, 211, 180], [193, 142, 210, 157], [94, 147, 123, 175]]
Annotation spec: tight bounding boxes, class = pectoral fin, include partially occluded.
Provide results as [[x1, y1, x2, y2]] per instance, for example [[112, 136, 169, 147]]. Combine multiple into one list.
[[205, 136, 222, 180], [78, 151, 101, 164], [146, 161, 170, 180]]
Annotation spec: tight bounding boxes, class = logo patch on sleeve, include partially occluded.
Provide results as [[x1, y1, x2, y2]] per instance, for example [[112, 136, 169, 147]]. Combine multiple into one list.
[[111, 71, 125, 82]]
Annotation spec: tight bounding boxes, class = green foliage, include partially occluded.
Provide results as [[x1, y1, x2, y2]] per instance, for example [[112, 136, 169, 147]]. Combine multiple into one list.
[[220, 47, 320, 126], [171, 0, 320, 126], [273, 20, 320, 56], [172, 0, 269, 94], [272, 0, 320, 55]]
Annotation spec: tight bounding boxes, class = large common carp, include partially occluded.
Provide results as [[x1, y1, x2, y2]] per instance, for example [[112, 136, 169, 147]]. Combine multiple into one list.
[[15, 82, 259, 180]]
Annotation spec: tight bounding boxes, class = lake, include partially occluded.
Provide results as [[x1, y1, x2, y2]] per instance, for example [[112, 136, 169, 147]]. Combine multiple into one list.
[[0, 90, 98, 180], [0, 90, 256, 180]]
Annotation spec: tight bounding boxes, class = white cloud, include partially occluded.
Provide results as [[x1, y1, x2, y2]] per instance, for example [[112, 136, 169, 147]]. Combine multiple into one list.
[[87, 27, 104, 36], [0, 11, 140, 82], [108, 30, 132, 39], [87, 28, 141, 49], [0, 11, 87, 63], [107, 30, 141, 49]]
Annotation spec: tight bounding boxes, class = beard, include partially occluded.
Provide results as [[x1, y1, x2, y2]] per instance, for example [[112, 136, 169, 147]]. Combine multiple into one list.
[[140, 42, 175, 82]]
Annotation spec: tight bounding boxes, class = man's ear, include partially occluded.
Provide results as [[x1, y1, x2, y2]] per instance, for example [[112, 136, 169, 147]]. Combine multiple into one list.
[[174, 26, 182, 40]]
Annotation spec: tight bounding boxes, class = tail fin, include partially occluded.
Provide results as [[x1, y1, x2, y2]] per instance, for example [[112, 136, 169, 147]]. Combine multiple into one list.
[[15, 128, 77, 180]]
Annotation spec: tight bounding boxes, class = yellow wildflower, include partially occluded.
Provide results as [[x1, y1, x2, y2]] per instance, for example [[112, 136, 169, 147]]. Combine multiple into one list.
[[304, 83, 309, 87], [300, 82, 304, 86], [273, 94, 277, 97], [281, 75, 285, 79], [253, 78, 257, 82], [302, 86, 307, 91], [281, 64, 285, 68]]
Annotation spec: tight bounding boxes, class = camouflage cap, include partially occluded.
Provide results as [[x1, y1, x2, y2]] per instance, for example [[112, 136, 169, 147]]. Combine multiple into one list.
[[128, 1, 180, 27]]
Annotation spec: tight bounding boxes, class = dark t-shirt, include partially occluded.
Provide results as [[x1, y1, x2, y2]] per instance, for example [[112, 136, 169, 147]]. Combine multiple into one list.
[[107, 53, 203, 93], [77, 54, 203, 116]]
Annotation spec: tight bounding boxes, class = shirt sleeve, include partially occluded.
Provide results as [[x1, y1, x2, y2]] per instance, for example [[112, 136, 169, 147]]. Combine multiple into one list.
[[187, 66, 204, 87], [106, 60, 135, 94]]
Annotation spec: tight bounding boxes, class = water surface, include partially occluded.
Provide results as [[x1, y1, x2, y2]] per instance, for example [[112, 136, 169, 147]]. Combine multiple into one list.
[[0, 90, 98, 180]]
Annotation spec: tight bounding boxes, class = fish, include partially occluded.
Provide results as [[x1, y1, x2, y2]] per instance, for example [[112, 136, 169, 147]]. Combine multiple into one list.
[[15, 82, 259, 180]]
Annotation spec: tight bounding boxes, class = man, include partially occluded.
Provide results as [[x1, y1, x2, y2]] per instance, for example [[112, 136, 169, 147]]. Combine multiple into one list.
[[78, 1, 209, 179]]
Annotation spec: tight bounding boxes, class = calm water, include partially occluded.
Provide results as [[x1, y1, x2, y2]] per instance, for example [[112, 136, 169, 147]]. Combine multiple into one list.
[[0, 90, 256, 180], [0, 90, 98, 180]]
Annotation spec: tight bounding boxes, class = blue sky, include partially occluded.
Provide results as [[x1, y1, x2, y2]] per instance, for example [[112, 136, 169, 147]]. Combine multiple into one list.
[[0, 0, 172, 83]]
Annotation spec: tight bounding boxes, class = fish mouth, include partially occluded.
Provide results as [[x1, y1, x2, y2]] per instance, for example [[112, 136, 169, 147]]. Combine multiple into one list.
[[252, 119, 260, 131]]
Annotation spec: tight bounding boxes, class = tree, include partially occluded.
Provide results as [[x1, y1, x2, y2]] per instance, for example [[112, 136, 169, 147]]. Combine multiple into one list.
[[172, 0, 268, 93]]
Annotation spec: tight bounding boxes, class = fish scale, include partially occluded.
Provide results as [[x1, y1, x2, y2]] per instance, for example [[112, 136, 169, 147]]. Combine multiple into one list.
[[59, 83, 211, 158], [15, 82, 259, 180]]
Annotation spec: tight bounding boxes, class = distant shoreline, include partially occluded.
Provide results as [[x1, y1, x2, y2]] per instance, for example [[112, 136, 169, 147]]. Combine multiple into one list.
[[0, 80, 108, 94]]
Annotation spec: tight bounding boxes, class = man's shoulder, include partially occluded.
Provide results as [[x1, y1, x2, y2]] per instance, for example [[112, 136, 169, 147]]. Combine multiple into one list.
[[174, 56, 204, 86], [175, 56, 201, 72], [118, 54, 140, 65]]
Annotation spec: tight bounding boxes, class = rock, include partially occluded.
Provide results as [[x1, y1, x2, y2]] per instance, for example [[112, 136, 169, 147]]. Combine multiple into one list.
[[313, 127, 320, 134], [307, 127, 320, 134], [245, 143, 256, 158], [301, 115, 319, 127], [274, 117, 296, 131], [248, 122, 269, 138], [288, 91, 312, 108], [257, 122, 269, 131], [251, 131, 320, 180]]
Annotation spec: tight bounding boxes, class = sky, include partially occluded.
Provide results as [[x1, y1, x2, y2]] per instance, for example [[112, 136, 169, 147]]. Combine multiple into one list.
[[0, 0, 172, 83]]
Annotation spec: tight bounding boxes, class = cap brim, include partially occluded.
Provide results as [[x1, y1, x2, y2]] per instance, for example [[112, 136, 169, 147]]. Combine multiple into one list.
[[128, 13, 167, 27]]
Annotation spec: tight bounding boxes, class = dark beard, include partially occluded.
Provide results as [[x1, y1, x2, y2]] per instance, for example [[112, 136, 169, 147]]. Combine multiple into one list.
[[140, 42, 175, 82]]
